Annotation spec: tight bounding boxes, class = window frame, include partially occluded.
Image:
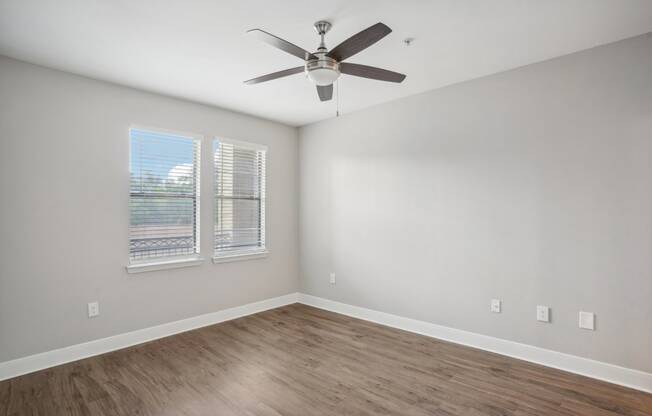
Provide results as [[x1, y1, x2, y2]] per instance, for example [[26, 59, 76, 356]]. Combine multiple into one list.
[[126, 125, 204, 274], [212, 137, 268, 264]]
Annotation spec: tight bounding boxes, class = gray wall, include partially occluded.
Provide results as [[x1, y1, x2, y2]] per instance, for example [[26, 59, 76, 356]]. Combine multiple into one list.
[[0, 56, 300, 362], [299, 33, 652, 372]]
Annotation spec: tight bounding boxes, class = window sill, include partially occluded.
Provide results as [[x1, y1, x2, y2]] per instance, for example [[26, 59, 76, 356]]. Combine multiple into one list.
[[126, 256, 204, 274], [212, 250, 269, 264]]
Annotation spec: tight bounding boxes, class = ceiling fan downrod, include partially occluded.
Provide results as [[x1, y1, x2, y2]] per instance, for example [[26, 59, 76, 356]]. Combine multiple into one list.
[[313, 20, 331, 52]]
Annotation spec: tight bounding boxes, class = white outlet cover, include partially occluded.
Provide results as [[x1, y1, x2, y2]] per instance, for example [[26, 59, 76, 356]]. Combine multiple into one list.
[[579, 311, 595, 330], [329, 273, 336, 285], [88, 302, 99, 318], [536, 305, 550, 322], [490, 299, 501, 313]]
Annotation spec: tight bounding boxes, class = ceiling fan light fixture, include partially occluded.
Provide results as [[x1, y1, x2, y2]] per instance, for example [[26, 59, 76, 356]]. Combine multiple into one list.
[[307, 67, 340, 86], [305, 55, 340, 86]]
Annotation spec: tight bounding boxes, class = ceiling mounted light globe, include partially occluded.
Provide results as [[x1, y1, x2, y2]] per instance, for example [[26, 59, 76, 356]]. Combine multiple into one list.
[[305, 55, 340, 86], [307, 67, 340, 86]]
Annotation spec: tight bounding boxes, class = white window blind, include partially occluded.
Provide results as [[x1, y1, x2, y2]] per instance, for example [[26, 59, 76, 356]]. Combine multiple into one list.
[[214, 139, 267, 258], [129, 128, 201, 262]]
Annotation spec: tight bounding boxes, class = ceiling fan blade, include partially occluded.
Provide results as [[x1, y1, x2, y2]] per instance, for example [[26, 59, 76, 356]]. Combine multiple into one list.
[[340, 63, 406, 83], [326, 23, 392, 62], [244, 67, 304, 85], [316, 84, 333, 101], [248, 29, 317, 61]]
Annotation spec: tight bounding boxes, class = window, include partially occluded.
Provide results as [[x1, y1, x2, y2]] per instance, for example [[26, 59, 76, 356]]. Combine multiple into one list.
[[128, 128, 201, 269], [213, 138, 267, 261]]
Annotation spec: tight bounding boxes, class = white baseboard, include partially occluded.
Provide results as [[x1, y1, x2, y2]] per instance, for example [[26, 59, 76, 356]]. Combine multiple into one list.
[[298, 294, 652, 394], [2, 292, 650, 394], [0, 292, 299, 381]]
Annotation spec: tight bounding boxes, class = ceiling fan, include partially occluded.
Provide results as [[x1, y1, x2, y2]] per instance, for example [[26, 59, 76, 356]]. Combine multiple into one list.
[[244, 21, 406, 102]]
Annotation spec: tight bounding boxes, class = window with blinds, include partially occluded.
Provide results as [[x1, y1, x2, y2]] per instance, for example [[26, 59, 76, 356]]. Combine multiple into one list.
[[129, 128, 201, 263], [214, 138, 267, 258]]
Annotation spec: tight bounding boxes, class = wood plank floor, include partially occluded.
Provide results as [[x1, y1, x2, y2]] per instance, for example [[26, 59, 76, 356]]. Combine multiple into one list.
[[1, 303, 651, 416]]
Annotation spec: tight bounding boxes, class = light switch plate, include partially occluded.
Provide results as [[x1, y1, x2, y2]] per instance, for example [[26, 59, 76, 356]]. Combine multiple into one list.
[[491, 299, 501, 313], [579, 311, 595, 330], [329, 273, 336, 285], [536, 305, 550, 322]]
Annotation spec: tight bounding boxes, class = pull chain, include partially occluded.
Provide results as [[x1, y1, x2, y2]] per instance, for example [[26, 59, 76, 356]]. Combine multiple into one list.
[[336, 78, 340, 117]]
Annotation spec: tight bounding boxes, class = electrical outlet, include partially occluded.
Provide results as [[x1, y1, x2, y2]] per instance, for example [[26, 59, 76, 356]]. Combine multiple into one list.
[[579, 311, 595, 330], [490, 299, 501, 313], [536, 305, 550, 323], [329, 273, 336, 285], [88, 302, 99, 318]]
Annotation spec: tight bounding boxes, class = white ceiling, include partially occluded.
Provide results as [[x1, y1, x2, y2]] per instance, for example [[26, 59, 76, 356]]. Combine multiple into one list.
[[1, 1, 651, 126]]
